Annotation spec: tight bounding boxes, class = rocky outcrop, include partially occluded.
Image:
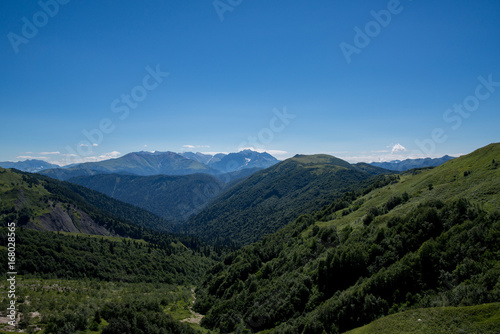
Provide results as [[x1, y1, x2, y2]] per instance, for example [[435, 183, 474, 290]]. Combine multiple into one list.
[[28, 203, 112, 236]]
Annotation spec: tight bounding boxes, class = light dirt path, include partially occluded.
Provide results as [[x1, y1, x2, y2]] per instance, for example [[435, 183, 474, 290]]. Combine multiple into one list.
[[180, 288, 204, 325]]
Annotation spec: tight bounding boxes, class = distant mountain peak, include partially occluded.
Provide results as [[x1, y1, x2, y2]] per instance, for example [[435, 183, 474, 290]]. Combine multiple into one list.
[[289, 154, 353, 169], [40, 149, 280, 180], [0, 159, 59, 173], [208, 150, 279, 173], [370, 155, 455, 171]]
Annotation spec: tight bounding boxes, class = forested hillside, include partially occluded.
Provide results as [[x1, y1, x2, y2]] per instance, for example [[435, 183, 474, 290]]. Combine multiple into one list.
[[194, 143, 500, 333], [0, 227, 216, 285], [69, 173, 226, 223], [0, 167, 175, 233], [183, 154, 391, 245], [0, 167, 226, 283], [1, 144, 499, 333], [0, 167, 228, 333]]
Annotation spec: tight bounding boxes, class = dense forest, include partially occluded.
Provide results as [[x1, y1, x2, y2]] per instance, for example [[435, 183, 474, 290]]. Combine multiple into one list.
[[183, 155, 392, 245], [0, 278, 201, 334], [193, 144, 500, 333], [69, 173, 226, 223], [0, 144, 499, 333], [195, 197, 500, 333], [0, 167, 228, 333], [0, 227, 219, 284]]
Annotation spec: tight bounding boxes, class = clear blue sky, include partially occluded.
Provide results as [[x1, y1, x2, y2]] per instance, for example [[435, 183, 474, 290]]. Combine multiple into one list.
[[1, 0, 499, 165]]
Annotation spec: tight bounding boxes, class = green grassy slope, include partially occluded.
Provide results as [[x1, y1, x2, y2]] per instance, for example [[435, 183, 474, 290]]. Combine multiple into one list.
[[321, 142, 500, 231], [193, 143, 500, 333], [344, 303, 500, 334], [183, 154, 391, 245]]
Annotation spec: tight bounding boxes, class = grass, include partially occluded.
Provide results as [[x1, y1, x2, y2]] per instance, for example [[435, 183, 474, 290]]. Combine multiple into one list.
[[314, 143, 500, 233], [0, 168, 51, 218], [344, 303, 500, 334], [164, 286, 194, 321], [0, 278, 203, 333]]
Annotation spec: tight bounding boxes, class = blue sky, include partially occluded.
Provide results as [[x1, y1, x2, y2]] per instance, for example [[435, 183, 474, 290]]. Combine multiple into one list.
[[1, 0, 499, 165]]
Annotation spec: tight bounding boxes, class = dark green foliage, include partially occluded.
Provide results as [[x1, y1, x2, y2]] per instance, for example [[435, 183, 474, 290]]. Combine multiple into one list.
[[41, 173, 175, 232], [384, 195, 402, 212], [0, 227, 216, 284], [183, 155, 392, 245], [0, 168, 231, 287], [0, 167, 175, 233], [35, 283, 199, 334], [93, 309, 102, 324], [100, 300, 198, 334], [44, 306, 90, 334], [69, 173, 227, 223], [17, 207, 32, 225], [8, 278, 200, 334], [316, 174, 400, 222], [195, 198, 500, 333]]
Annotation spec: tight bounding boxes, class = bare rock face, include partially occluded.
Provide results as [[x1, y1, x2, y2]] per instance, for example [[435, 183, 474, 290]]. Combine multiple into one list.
[[28, 203, 113, 236]]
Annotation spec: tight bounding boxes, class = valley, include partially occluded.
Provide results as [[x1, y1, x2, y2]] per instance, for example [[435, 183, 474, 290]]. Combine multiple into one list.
[[4, 1, 499, 332], [0, 145, 499, 333]]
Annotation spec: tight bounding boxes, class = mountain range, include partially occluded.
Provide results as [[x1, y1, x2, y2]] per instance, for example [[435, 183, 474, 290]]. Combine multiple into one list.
[[0, 159, 59, 173], [182, 154, 393, 245], [1, 152, 456, 177], [38, 150, 279, 181], [181, 150, 278, 173], [0, 144, 498, 333], [370, 155, 455, 171], [0, 152, 456, 244], [66, 155, 391, 228]]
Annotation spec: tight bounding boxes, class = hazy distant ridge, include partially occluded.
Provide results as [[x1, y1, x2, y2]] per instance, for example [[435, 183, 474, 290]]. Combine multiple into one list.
[[370, 155, 455, 171]]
